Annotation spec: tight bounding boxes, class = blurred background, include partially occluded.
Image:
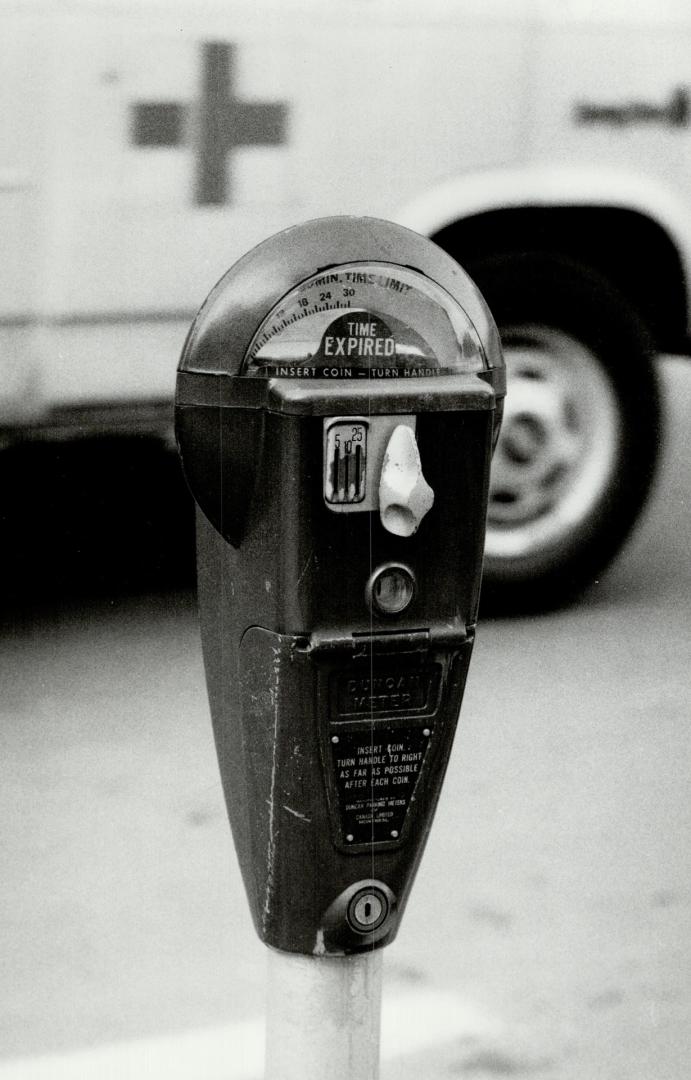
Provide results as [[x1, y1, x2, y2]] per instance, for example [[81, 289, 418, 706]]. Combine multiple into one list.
[[1, 1, 690, 1077]]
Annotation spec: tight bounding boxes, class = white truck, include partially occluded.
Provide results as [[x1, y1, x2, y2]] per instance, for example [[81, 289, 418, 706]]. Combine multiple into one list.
[[3, 0, 688, 606]]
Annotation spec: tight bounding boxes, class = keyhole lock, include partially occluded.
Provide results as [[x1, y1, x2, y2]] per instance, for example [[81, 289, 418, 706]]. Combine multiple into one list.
[[347, 886, 390, 934]]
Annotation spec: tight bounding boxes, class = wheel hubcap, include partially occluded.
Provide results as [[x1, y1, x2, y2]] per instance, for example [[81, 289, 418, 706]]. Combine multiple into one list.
[[486, 324, 622, 561]]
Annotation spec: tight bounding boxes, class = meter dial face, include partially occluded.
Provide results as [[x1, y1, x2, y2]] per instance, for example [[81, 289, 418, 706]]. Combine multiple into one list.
[[243, 262, 486, 377]]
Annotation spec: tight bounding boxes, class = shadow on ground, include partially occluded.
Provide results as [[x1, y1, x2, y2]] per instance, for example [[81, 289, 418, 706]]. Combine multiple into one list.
[[0, 437, 197, 604]]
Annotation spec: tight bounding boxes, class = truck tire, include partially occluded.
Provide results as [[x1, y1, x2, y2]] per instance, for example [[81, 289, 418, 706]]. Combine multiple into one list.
[[466, 252, 662, 611]]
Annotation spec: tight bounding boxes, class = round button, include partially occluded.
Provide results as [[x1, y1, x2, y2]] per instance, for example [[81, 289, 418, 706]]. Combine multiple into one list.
[[366, 563, 416, 616], [347, 887, 390, 934]]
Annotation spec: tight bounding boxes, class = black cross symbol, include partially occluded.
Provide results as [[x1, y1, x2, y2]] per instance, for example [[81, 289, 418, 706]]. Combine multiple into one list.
[[131, 42, 288, 206]]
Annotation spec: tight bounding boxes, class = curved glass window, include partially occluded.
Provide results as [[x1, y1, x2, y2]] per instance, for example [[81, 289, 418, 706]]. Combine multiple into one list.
[[243, 262, 486, 377]]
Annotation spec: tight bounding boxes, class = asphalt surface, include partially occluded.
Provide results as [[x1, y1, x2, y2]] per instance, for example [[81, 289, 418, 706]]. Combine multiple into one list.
[[1, 356, 689, 1078]]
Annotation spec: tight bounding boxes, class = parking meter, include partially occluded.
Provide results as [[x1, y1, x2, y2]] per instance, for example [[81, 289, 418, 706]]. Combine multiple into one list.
[[176, 217, 504, 957]]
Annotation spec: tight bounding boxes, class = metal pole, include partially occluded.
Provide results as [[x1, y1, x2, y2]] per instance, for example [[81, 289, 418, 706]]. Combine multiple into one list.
[[264, 948, 383, 1080]]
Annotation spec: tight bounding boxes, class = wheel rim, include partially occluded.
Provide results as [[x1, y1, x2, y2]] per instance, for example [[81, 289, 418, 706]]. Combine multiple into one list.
[[486, 324, 622, 561]]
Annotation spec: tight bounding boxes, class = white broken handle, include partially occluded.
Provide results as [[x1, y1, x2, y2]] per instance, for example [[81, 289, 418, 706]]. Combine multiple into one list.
[[378, 424, 434, 537]]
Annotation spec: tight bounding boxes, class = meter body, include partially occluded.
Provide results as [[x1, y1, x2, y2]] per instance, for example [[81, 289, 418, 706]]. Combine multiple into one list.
[[175, 217, 504, 956]]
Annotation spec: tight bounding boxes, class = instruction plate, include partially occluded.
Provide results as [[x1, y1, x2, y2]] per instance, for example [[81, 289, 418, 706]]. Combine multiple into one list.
[[330, 726, 432, 844]]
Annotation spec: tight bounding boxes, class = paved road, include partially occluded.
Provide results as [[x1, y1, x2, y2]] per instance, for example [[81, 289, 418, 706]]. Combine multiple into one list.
[[1, 357, 689, 1078]]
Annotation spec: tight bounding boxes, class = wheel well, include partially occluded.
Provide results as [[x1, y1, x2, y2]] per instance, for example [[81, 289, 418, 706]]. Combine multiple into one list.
[[432, 207, 687, 352]]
